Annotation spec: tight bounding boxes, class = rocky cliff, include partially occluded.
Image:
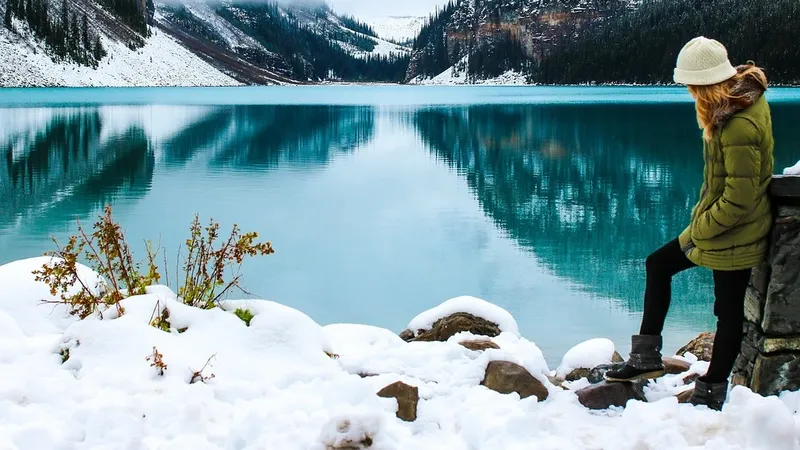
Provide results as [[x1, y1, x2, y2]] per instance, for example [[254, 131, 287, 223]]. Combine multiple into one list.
[[406, 0, 631, 82]]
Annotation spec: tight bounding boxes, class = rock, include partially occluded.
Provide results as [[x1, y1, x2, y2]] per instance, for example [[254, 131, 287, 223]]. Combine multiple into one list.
[[731, 373, 748, 387], [459, 339, 500, 351], [682, 373, 700, 385], [762, 208, 800, 335], [481, 361, 549, 401], [751, 353, 800, 396], [565, 368, 592, 382], [676, 389, 693, 404], [323, 418, 375, 450], [398, 329, 415, 341], [759, 336, 800, 353], [377, 381, 419, 422], [662, 357, 692, 375], [566, 358, 626, 382], [576, 381, 646, 410], [556, 338, 621, 379], [587, 363, 626, 384], [677, 332, 715, 361], [546, 375, 568, 390], [399, 312, 501, 342]]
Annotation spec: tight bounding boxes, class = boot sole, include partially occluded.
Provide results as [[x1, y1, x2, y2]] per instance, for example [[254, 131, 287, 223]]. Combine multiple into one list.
[[604, 370, 666, 383]]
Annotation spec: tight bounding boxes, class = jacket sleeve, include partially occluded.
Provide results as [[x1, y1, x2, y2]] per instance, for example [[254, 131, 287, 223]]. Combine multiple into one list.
[[678, 226, 693, 251], [692, 118, 762, 241]]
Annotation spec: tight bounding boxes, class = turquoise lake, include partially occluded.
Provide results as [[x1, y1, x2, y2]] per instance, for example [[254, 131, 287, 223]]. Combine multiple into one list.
[[1, 86, 799, 365]]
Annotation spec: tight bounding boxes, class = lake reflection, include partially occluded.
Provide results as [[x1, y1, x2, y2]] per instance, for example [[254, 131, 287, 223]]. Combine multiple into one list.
[[2, 91, 798, 364]]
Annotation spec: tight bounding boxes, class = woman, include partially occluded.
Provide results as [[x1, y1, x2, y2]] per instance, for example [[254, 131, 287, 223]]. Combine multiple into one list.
[[605, 36, 774, 411]]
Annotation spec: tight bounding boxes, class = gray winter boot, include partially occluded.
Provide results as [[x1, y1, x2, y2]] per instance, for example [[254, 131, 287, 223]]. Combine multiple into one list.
[[688, 379, 728, 411], [605, 335, 666, 382]]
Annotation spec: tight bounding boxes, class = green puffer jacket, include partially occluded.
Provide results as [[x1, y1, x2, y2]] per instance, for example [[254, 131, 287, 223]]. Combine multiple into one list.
[[678, 73, 775, 271]]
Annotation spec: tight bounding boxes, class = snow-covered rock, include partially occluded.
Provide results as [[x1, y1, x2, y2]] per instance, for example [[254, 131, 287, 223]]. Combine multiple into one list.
[[784, 160, 800, 176], [406, 296, 520, 337], [556, 338, 619, 379], [323, 323, 406, 356]]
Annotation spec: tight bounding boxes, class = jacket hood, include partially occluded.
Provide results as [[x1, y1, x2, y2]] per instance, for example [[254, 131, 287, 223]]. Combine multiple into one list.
[[711, 64, 768, 130]]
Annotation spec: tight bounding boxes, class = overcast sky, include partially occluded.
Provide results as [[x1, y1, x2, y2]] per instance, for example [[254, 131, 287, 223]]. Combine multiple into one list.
[[325, 0, 449, 17]]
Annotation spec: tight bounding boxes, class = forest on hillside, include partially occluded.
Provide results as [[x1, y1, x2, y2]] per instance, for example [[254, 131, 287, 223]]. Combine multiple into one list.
[[200, 2, 411, 82], [410, 0, 800, 85], [534, 0, 800, 84], [3, 0, 111, 67]]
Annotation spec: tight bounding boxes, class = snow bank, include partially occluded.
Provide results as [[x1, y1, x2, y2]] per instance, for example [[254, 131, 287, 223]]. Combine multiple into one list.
[[0, 259, 798, 449], [323, 323, 406, 356], [785, 161, 800, 176], [0, 256, 104, 337], [555, 338, 618, 378], [406, 296, 520, 336], [0, 20, 239, 87]]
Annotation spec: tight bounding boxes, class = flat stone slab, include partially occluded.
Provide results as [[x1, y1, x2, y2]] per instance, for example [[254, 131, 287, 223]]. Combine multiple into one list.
[[751, 353, 800, 396], [771, 175, 800, 199], [759, 335, 800, 354], [762, 211, 800, 335]]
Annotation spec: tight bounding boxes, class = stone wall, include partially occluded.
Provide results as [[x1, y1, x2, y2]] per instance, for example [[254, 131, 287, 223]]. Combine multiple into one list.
[[733, 176, 800, 396]]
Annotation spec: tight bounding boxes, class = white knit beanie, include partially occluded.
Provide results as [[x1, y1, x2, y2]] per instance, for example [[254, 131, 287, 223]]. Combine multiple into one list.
[[673, 37, 737, 86]]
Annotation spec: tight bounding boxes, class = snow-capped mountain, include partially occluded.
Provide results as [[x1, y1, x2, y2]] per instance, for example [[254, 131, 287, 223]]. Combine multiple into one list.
[[362, 16, 425, 44], [0, 0, 411, 87]]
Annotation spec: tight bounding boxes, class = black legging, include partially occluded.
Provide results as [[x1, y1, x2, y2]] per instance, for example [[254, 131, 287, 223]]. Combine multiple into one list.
[[639, 238, 752, 383]]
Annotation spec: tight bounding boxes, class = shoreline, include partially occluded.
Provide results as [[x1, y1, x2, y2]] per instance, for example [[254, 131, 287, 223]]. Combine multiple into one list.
[[0, 256, 798, 448], [4, 82, 800, 89]]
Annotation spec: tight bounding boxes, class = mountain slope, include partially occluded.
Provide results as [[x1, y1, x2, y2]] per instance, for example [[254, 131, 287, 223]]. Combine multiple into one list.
[[362, 16, 424, 44], [408, 0, 800, 85], [0, 0, 411, 86], [407, 0, 630, 84], [0, 15, 239, 86], [154, 0, 410, 83], [534, 0, 800, 85]]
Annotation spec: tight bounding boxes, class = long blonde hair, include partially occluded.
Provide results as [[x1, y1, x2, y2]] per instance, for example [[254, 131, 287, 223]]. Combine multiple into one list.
[[688, 64, 768, 141]]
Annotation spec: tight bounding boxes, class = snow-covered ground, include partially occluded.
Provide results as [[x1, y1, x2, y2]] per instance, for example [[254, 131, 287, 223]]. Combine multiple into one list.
[[362, 16, 425, 43], [409, 56, 529, 86], [342, 33, 410, 60], [0, 19, 239, 87], [1, 256, 799, 449], [331, 23, 410, 60]]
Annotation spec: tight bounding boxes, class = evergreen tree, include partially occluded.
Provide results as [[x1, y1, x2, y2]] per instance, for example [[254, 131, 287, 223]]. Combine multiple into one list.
[[69, 11, 78, 58], [534, 0, 800, 85], [4, 0, 13, 29], [24, 0, 32, 29], [92, 34, 104, 61], [81, 13, 88, 54], [57, 0, 68, 58]]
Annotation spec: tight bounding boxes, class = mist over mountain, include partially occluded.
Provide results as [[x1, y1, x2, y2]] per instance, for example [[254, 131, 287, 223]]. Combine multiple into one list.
[[1, 0, 798, 86]]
